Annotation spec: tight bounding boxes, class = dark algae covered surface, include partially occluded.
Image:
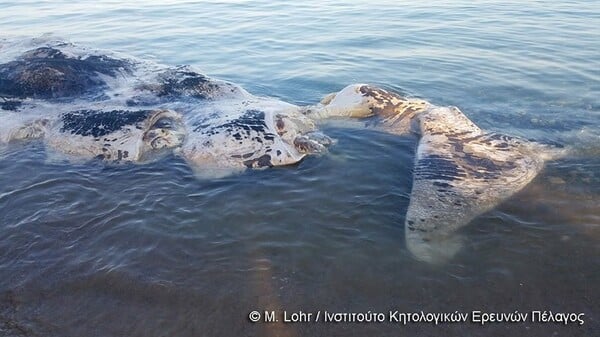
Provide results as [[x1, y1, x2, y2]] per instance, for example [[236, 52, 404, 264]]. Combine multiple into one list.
[[0, 47, 129, 99]]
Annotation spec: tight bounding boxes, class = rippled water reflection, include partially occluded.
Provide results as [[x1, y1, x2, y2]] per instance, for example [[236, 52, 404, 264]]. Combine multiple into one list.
[[0, 1, 598, 336]]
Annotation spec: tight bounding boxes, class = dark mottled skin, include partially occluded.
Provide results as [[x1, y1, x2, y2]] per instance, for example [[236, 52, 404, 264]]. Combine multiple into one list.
[[414, 132, 522, 203], [197, 109, 273, 138], [415, 154, 467, 182], [0, 47, 130, 99], [134, 66, 239, 101], [155, 67, 212, 98], [243, 154, 273, 168], [191, 109, 278, 168], [359, 85, 426, 119], [61, 109, 152, 137]]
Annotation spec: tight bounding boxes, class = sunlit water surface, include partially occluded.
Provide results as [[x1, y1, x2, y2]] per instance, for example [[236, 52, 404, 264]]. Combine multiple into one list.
[[0, 1, 598, 336]]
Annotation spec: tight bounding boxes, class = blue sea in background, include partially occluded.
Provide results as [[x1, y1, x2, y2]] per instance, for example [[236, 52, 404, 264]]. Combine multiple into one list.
[[0, 1, 598, 336]]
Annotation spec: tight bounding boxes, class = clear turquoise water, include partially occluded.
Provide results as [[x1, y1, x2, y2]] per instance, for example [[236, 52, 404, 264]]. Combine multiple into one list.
[[0, 1, 598, 336]]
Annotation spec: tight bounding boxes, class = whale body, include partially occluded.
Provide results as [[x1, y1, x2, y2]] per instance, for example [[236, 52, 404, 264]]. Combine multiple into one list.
[[0, 38, 565, 263]]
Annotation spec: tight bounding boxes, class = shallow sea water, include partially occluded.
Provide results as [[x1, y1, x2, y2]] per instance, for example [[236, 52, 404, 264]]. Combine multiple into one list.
[[0, 1, 599, 336]]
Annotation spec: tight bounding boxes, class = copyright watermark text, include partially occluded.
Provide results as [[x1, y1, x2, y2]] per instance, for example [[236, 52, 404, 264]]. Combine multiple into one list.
[[248, 310, 586, 326]]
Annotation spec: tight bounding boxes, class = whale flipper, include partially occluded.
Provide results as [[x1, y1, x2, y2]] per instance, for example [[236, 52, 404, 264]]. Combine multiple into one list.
[[405, 106, 544, 263]]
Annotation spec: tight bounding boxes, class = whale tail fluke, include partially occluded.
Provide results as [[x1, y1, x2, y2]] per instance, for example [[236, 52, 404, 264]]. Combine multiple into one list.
[[313, 84, 551, 263], [404, 106, 545, 262]]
